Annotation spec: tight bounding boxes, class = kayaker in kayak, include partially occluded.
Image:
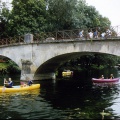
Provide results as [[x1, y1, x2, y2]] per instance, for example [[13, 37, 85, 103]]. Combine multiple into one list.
[[100, 75, 104, 79], [4, 78, 8, 87], [8, 78, 13, 88], [26, 77, 33, 86], [110, 74, 114, 79], [4, 78, 13, 88]]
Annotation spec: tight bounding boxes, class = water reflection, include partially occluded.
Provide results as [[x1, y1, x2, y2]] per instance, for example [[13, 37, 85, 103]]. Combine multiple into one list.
[[0, 73, 120, 119], [39, 79, 120, 119], [0, 89, 40, 119]]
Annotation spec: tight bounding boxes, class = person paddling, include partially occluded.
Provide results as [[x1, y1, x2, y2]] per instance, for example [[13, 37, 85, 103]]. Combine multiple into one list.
[[100, 75, 104, 79], [4, 78, 8, 87], [26, 77, 33, 86], [8, 78, 13, 88], [4, 78, 13, 88], [110, 74, 114, 79]]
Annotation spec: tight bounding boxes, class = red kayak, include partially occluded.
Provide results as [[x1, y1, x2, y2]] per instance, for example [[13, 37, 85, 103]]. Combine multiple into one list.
[[92, 78, 119, 83]]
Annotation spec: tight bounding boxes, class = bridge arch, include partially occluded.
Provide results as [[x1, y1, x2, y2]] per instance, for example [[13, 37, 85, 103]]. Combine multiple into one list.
[[34, 50, 119, 80]]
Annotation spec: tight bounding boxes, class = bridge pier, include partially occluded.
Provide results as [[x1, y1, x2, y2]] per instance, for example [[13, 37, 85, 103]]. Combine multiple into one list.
[[20, 73, 34, 81], [20, 59, 56, 80], [20, 59, 34, 80]]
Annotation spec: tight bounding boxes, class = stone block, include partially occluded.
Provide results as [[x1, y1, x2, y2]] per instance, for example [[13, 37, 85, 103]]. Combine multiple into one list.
[[24, 34, 33, 43]]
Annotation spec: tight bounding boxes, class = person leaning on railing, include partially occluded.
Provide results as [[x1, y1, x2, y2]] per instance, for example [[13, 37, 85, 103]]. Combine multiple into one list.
[[93, 30, 98, 38], [106, 28, 112, 38], [79, 30, 84, 38]]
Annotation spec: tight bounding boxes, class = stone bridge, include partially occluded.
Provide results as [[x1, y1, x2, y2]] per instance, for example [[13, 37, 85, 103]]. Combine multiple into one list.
[[0, 35, 120, 80]]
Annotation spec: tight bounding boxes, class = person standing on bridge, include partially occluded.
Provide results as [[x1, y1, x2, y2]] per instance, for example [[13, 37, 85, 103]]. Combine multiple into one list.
[[93, 30, 98, 39], [106, 28, 112, 38], [88, 30, 93, 39], [101, 32, 106, 39], [79, 30, 84, 39]]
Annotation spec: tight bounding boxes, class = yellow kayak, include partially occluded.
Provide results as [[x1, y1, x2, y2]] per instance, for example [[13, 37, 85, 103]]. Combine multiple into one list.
[[0, 84, 40, 93]]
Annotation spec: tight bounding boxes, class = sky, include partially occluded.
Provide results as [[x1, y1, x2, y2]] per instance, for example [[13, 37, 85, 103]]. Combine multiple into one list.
[[85, 0, 120, 27]]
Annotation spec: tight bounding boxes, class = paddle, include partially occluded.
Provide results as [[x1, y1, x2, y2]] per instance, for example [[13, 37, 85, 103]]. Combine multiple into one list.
[[2, 78, 6, 92]]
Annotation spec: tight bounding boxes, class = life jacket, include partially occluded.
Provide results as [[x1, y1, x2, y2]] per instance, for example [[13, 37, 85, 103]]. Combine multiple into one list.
[[8, 81, 13, 87]]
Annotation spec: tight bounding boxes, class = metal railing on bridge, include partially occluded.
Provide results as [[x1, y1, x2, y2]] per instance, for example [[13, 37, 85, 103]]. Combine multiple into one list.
[[0, 25, 120, 46]]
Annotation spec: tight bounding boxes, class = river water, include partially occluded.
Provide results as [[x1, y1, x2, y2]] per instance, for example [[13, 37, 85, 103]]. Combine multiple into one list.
[[0, 72, 120, 119]]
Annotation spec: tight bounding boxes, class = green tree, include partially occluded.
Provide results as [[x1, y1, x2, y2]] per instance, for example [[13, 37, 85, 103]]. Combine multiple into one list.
[[47, 0, 111, 31], [0, 1, 11, 38], [7, 60, 21, 74], [8, 0, 47, 36], [58, 53, 119, 72], [0, 0, 112, 37], [46, 0, 78, 31]]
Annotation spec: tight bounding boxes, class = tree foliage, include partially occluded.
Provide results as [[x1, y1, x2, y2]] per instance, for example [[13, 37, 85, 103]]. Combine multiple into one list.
[[0, 0, 112, 37], [0, 1, 11, 38], [9, 0, 47, 36], [46, 0, 111, 31], [0, 0, 48, 37], [7, 60, 21, 74], [58, 53, 119, 72]]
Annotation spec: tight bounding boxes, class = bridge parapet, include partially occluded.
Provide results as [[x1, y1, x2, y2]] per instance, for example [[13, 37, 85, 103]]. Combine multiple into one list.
[[0, 26, 120, 46]]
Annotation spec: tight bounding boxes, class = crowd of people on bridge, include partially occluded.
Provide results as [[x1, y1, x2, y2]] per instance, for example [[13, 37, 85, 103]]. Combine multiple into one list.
[[79, 28, 113, 39]]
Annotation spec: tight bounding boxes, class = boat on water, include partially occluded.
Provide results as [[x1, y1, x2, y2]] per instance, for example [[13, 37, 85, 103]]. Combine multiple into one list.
[[0, 84, 40, 93], [62, 70, 73, 78], [92, 78, 119, 83]]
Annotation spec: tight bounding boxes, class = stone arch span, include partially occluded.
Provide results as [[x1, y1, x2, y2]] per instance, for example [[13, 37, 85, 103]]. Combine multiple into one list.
[[34, 51, 119, 80]]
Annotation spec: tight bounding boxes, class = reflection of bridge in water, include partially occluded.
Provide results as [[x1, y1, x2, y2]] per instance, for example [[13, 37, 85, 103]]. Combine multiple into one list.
[[0, 25, 120, 81]]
